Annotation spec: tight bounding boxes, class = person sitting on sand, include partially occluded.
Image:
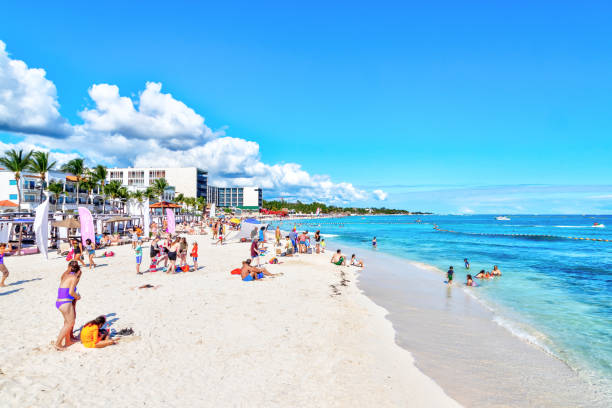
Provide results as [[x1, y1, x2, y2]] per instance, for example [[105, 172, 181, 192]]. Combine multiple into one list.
[[491, 265, 502, 276], [350, 254, 364, 267], [240, 259, 280, 281], [331, 250, 346, 266], [55, 261, 82, 350], [284, 236, 294, 256], [80, 315, 118, 348]]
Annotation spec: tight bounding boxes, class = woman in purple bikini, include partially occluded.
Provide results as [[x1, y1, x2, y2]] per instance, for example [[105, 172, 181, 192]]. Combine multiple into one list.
[[54, 261, 82, 350]]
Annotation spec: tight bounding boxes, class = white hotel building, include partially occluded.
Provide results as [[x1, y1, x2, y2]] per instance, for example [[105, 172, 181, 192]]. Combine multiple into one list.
[[106, 167, 208, 200]]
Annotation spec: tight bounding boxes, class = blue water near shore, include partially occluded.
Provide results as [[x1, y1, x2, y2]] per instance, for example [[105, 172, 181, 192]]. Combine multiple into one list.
[[271, 214, 612, 395]]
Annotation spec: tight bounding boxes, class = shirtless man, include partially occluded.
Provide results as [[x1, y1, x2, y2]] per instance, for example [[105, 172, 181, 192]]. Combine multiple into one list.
[[240, 259, 280, 281], [330, 249, 346, 266]]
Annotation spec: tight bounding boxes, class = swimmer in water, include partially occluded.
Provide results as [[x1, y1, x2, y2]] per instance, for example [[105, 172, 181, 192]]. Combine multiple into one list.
[[464, 258, 470, 269], [491, 265, 502, 276], [466, 274, 476, 286], [372, 237, 377, 249]]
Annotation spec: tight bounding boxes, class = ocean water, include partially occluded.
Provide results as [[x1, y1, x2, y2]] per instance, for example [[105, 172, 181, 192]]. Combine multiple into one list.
[[271, 214, 612, 403]]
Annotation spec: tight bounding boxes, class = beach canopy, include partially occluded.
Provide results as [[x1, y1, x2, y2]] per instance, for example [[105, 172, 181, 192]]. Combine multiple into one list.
[[52, 218, 81, 228], [105, 216, 132, 223], [244, 218, 260, 224], [150, 201, 181, 208], [0, 200, 18, 208]]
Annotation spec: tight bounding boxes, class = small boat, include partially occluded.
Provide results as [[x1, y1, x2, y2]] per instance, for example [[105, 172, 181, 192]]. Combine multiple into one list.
[[593, 223, 605, 228], [495, 216, 511, 221]]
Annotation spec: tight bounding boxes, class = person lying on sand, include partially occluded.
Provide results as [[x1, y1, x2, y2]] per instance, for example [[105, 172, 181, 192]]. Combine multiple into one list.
[[331, 250, 346, 266], [80, 315, 118, 348], [240, 259, 281, 281], [350, 254, 364, 267]]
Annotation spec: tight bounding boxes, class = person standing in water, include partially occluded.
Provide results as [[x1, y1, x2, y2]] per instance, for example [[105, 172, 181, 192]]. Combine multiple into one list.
[[447, 266, 454, 285], [464, 258, 470, 269], [0, 243, 12, 287], [372, 237, 377, 249]]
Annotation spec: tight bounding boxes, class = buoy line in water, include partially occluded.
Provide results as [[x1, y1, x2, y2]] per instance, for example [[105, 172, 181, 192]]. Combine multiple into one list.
[[432, 225, 612, 242]]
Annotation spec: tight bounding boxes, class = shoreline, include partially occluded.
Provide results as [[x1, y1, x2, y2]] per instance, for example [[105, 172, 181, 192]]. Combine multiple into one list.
[[340, 244, 606, 407], [0, 231, 460, 407]]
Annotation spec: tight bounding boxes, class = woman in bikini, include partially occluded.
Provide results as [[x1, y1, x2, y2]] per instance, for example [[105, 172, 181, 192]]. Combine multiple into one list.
[[71, 238, 86, 267], [55, 261, 82, 350], [179, 237, 188, 268], [0, 242, 12, 287], [166, 237, 181, 274]]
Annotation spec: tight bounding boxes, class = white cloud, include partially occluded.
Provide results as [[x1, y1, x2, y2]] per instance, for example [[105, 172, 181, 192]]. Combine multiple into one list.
[[373, 189, 388, 201], [0, 39, 375, 204], [78, 82, 218, 149], [0, 40, 70, 137]]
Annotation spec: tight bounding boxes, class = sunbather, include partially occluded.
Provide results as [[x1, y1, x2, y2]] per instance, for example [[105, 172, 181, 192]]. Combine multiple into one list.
[[240, 259, 280, 281]]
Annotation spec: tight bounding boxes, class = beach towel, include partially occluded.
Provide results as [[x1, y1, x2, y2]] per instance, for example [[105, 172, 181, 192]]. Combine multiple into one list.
[[230, 268, 241, 275], [66, 249, 74, 261]]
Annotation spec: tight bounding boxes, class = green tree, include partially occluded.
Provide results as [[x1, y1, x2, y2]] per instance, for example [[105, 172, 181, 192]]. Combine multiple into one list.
[[61, 158, 85, 206], [27, 151, 56, 203], [196, 196, 206, 214], [0, 149, 33, 212], [152, 178, 170, 216], [47, 181, 65, 212], [89, 165, 108, 213], [104, 180, 122, 213]]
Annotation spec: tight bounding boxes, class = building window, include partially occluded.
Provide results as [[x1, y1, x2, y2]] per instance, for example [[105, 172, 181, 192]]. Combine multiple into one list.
[[109, 171, 123, 180], [9, 194, 17, 200], [9, 179, 17, 185], [149, 170, 166, 180]]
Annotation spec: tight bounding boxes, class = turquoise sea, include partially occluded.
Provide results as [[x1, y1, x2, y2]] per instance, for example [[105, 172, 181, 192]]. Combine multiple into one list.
[[271, 214, 612, 401]]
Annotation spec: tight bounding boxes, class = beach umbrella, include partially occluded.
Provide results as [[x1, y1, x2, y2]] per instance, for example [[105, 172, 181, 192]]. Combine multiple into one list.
[[230, 218, 240, 224]]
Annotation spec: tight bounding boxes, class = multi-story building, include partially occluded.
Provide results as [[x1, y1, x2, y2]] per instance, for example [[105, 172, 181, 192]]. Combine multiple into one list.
[[107, 167, 207, 200], [207, 186, 262, 209], [0, 169, 105, 212]]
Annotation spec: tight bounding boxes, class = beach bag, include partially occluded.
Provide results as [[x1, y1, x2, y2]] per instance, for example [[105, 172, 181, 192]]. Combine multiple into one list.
[[104, 251, 115, 257], [181, 265, 190, 272], [230, 268, 241, 275], [65, 249, 74, 261], [269, 258, 278, 264]]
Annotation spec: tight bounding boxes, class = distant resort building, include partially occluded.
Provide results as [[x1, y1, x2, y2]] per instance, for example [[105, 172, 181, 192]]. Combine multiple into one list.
[[106, 166, 207, 200], [207, 186, 263, 209]]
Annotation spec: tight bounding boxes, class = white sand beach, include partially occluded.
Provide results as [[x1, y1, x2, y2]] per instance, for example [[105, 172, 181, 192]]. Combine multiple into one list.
[[0, 232, 460, 407]]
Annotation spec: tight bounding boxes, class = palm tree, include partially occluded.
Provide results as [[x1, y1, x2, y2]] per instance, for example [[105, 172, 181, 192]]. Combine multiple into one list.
[[131, 190, 145, 217], [79, 179, 96, 205], [47, 181, 65, 212], [175, 193, 185, 207], [152, 178, 170, 216], [89, 165, 108, 213], [61, 158, 85, 206], [27, 151, 56, 203], [0, 149, 33, 212], [117, 187, 129, 214], [104, 180, 122, 213], [196, 196, 206, 215]]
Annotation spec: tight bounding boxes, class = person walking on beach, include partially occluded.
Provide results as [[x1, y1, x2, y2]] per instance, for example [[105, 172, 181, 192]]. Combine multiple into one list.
[[447, 266, 454, 285], [54, 261, 82, 350], [464, 258, 470, 269], [84, 239, 96, 270], [372, 237, 377, 249], [135, 241, 143, 274], [0, 242, 12, 287], [71, 238, 86, 267]]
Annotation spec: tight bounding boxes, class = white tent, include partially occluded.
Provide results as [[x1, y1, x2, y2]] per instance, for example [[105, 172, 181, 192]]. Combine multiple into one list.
[[226, 221, 267, 243]]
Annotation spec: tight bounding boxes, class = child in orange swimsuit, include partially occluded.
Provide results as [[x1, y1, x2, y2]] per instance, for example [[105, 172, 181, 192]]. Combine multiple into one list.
[[80, 316, 117, 348]]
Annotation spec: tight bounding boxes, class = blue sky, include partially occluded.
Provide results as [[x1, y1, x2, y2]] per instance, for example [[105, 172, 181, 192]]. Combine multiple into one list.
[[1, 1, 612, 213]]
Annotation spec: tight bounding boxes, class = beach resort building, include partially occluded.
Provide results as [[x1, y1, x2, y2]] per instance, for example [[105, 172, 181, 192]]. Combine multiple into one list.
[[206, 186, 263, 209], [106, 167, 207, 200], [0, 168, 107, 212]]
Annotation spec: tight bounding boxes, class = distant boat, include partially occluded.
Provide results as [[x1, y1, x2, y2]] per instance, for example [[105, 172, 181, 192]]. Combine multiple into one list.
[[593, 223, 605, 228], [495, 216, 511, 221]]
